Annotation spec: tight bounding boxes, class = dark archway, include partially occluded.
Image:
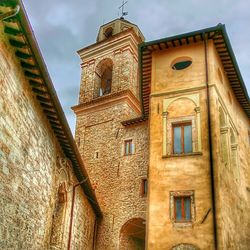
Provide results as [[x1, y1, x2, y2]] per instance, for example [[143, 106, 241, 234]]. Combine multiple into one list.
[[94, 58, 113, 98], [119, 218, 145, 250]]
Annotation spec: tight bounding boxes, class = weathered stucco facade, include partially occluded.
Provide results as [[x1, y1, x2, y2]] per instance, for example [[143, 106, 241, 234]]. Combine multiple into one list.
[[148, 42, 215, 250], [73, 19, 148, 249], [0, 2, 100, 249], [208, 41, 250, 249], [141, 27, 250, 249]]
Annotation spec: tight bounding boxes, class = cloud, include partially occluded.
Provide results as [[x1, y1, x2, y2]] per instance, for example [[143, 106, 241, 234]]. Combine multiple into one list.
[[22, 0, 250, 133]]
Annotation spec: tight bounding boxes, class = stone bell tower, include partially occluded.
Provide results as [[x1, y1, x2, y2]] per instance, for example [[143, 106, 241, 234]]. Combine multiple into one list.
[[72, 18, 149, 249]]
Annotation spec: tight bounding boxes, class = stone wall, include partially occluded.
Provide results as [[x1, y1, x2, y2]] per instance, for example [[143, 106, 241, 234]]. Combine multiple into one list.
[[0, 25, 96, 250], [75, 26, 148, 249], [75, 102, 148, 249]]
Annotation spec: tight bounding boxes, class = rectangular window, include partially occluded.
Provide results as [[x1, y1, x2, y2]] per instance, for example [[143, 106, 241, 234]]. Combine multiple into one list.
[[124, 140, 133, 155], [174, 196, 191, 222], [141, 178, 147, 196], [172, 122, 192, 154]]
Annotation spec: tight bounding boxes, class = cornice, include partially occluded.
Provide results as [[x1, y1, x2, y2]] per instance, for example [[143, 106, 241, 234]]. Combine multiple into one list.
[[72, 90, 141, 116], [78, 29, 139, 61]]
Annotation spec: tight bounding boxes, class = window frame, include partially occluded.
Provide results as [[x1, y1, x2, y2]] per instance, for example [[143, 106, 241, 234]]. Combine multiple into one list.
[[170, 190, 195, 225], [174, 196, 192, 222], [124, 139, 133, 156], [172, 121, 192, 155]]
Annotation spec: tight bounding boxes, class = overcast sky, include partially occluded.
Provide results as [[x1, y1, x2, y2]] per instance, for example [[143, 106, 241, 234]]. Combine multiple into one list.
[[22, 0, 250, 133]]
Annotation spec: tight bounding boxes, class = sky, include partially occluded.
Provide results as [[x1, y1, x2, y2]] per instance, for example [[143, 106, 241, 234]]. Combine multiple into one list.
[[22, 0, 250, 132]]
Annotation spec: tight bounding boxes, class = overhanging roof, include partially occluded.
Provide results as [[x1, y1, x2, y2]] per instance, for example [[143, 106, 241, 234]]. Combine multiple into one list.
[[0, 0, 102, 217], [123, 23, 250, 126]]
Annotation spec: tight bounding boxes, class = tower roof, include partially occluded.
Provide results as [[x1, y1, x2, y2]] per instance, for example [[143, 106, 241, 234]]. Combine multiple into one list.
[[96, 18, 145, 42]]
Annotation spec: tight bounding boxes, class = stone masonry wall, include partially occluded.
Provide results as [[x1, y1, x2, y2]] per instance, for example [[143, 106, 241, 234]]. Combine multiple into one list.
[[0, 26, 95, 249], [75, 102, 148, 249]]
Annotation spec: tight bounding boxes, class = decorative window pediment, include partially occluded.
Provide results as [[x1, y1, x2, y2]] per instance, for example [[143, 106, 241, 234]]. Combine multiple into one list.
[[162, 94, 202, 157]]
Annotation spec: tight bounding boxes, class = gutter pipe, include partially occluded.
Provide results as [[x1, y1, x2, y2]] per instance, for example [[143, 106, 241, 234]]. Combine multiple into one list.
[[203, 32, 218, 249], [67, 179, 87, 250]]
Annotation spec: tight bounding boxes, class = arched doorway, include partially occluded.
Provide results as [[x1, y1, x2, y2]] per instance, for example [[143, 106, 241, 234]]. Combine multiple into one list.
[[119, 218, 145, 250]]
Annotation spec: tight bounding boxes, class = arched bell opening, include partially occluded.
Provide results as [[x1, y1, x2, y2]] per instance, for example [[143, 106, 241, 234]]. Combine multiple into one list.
[[94, 58, 113, 98]]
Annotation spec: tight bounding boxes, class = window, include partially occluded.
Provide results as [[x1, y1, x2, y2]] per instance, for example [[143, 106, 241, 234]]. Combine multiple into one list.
[[141, 178, 147, 196], [172, 122, 192, 154], [124, 140, 133, 155], [162, 95, 202, 157], [104, 27, 113, 38], [171, 57, 192, 70], [174, 196, 191, 222], [170, 190, 195, 224]]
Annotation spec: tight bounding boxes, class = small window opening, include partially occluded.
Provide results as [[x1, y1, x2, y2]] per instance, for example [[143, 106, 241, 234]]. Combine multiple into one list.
[[141, 178, 148, 196], [172, 122, 192, 154], [104, 27, 113, 38], [174, 196, 191, 222], [124, 140, 133, 155]]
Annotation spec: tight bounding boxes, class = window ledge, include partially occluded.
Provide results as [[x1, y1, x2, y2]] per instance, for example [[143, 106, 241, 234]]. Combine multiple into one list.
[[162, 152, 202, 158], [172, 221, 193, 228]]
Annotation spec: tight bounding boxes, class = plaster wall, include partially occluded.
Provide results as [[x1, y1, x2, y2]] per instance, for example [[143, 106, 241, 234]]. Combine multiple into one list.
[[208, 43, 250, 249], [147, 42, 215, 250]]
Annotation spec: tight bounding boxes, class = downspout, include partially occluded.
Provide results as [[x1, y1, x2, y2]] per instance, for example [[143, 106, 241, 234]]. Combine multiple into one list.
[[0, 5, 20, 21], [92, 218, 98, 250], [203, 32, 218, 249], [67, 179, 87, 250]]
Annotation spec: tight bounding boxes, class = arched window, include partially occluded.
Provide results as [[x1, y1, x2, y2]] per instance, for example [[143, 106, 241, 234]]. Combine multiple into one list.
[[94, 58, 113, 98], [162, 94, 202, 157]]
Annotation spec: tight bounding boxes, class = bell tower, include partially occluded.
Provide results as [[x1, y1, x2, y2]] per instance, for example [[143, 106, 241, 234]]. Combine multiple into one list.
[[77, 18, 144, 104], [73, 18, 148, 249]]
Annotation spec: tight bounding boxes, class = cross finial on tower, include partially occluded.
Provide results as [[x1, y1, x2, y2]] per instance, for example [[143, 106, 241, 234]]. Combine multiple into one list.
[[118, 0, 128, 19]]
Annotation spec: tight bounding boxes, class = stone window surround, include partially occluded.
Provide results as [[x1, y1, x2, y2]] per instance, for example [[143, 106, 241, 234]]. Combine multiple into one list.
[[162, 94, 202, 157], [170, 190, 195, 227]]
